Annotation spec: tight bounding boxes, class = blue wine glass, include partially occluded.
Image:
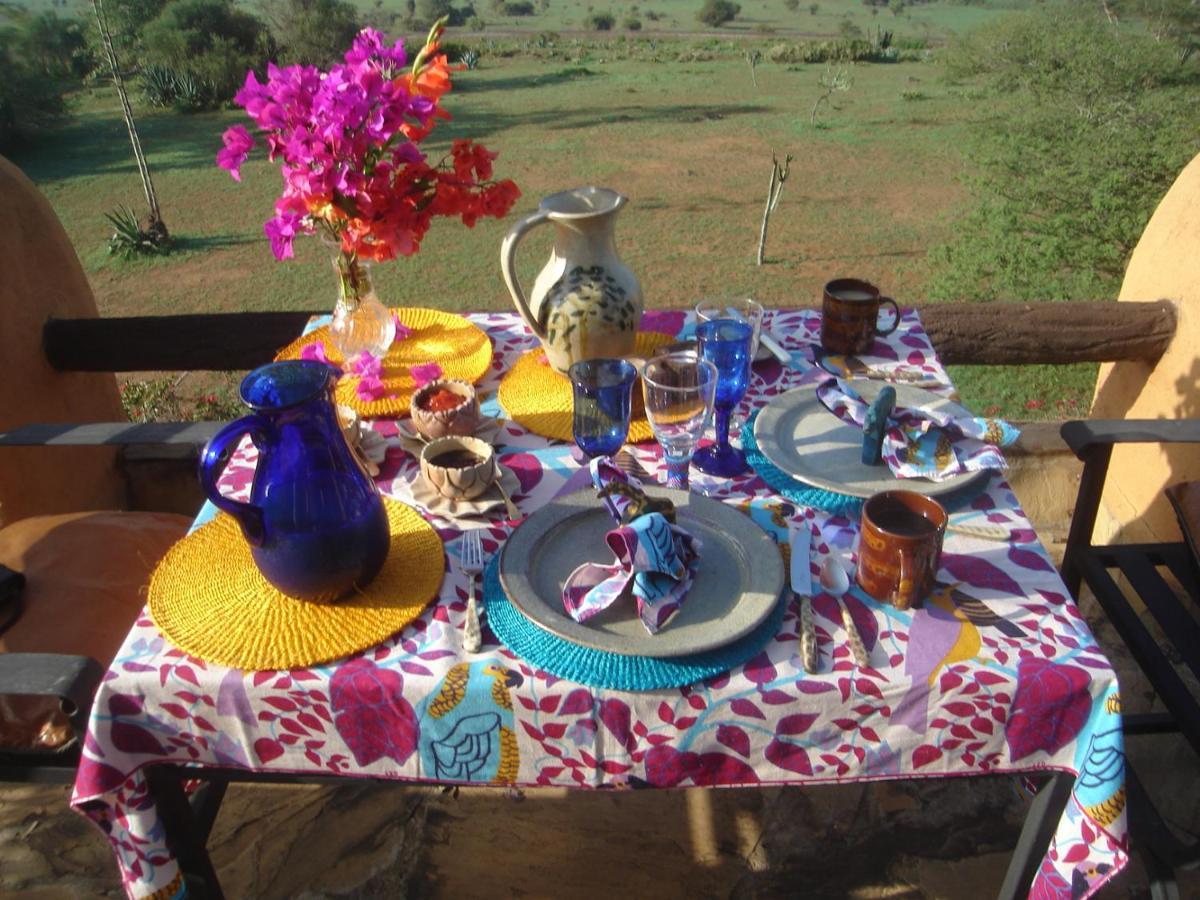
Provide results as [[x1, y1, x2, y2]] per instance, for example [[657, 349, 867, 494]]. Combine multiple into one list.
[[569, 358, 638, 458], [693, 319, 752, 477]]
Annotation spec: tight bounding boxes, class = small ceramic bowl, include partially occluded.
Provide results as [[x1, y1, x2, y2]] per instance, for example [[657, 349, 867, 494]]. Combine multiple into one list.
[[409, 379, 480, 441], [419, 436, 498, 500]]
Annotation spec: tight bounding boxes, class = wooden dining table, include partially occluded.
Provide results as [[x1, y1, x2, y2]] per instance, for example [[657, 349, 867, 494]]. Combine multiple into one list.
[[70, 308, 1128, 899]]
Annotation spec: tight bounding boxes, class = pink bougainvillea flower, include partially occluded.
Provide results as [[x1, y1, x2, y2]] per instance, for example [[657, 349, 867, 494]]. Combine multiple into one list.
[[410, 362, 443, 386], [217, 25, 519, 269], [300, 341, 330, 364], [350, 351, 383, 379], [263, 208, 305, 260], [216, 125, 255, 181], [392, 313, 413, 341], [356, 374, 388, 402]]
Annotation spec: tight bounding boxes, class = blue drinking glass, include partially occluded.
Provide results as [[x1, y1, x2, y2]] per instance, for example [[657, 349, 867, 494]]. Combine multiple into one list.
[[569, 358, 638, 459], [693, 318, 752, 477]]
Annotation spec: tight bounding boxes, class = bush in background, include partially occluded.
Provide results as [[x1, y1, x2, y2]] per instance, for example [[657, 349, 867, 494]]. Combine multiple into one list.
[[929, 6, 1200, 302], [585, 10, 614, 28], [697, 0, 739, 27], [258, 0, 361, 66], [0, 10, 78, 149], [140, 0, 267, 105]]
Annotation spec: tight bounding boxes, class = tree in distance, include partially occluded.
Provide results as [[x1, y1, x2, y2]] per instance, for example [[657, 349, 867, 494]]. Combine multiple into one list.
[[259, 0, 361, 66], [697, 0, 739, 27]]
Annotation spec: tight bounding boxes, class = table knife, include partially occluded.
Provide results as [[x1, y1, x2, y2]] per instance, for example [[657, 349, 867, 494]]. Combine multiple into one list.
[[789, 527, 819, 674], [758, 331, 792, 366]]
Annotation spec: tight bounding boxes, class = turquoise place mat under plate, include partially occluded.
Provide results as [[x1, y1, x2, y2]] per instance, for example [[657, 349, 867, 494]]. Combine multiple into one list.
[[483, 556, 788, 691], [742, 407, 992, 516]]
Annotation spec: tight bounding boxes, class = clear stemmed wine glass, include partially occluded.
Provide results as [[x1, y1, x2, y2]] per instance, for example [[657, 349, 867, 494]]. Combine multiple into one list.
[[695, 298, 764, 360], [693, 318, 752, 478], [569, 357, 638, 459], [641, 353, 717, 490]]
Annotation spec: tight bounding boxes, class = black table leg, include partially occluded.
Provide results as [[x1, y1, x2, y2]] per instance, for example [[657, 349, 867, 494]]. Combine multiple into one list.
[[997, 771, 1075, 900], [146, 767, 227, 900]]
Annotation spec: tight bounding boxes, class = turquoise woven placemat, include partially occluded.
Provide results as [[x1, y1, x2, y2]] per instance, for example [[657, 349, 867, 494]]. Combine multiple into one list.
[[741, 407, 991, 515], [483, 556, 788, 691]]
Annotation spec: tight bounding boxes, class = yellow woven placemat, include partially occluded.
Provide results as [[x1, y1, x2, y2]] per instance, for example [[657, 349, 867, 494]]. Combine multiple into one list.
[[149, 500, 444, 671], [276, 307, 493, 419], [497, 332, 674, 443]]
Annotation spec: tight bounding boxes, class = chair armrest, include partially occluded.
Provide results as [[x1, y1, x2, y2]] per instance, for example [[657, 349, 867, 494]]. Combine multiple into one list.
[[0, 421, 225, 448], [0, 653, 104, 744], [1061, 419, 1200, 460]]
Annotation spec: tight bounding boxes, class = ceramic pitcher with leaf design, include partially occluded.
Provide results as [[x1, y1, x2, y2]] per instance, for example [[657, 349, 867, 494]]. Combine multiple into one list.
[[500, 186, 643, 374]]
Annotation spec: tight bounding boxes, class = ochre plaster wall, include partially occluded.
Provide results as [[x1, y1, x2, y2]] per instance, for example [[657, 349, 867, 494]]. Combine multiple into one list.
[[1090, 152, 1200, 542], [0, 156, 127, 527]]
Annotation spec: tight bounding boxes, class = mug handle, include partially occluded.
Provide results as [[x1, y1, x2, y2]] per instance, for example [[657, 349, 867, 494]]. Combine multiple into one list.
[[893, 545, 918, 611], [198, 416, 270, 547], [876, 297, 901, 336]]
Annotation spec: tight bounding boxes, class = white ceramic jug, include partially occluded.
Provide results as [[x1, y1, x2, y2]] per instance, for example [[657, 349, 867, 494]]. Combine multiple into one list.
[[500, 186, 643, 374]]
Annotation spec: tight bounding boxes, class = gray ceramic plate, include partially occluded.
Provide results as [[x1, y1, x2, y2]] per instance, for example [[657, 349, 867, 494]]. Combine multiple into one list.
[[498, 488, 785, 657], [752, 381, 990, 499]]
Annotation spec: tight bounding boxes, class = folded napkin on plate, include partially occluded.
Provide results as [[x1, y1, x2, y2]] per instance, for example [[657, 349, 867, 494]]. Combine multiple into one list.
[[562, 458, 701, 634], [816, 376, 1019, 482]]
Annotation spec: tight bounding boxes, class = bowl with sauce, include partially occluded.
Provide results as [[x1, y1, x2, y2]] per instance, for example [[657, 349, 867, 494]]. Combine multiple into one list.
[[409, 379, 480, 440], [419, 435, 498, 500]]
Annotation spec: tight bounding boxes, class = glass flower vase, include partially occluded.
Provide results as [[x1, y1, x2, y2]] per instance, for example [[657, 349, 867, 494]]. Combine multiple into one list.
[[329, 249, 395, 360]]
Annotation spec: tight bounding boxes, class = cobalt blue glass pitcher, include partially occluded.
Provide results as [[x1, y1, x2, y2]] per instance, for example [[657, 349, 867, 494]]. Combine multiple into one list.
[[199, 360, 390, 603]]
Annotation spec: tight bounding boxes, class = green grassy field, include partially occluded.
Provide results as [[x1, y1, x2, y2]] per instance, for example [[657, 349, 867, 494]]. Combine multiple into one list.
[[7, 25, 1096, 420]]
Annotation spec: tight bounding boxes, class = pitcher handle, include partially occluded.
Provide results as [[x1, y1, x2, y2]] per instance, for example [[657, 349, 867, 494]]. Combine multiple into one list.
[[500, 207, 551, 340], [199, 416, 270, 547]]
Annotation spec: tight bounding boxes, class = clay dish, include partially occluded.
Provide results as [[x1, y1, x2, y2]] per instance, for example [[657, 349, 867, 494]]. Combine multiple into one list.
[[409, 379, 480, 440], [419, 436, 498, 500]]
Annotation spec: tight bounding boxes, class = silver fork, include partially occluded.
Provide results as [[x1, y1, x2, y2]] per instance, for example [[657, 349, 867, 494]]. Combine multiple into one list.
[[460, 529, 485, 653]]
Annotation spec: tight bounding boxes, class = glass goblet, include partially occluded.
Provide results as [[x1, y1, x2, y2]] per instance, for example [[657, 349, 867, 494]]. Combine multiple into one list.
[[693, 318, 753, 478], [695, 297, 764, 361], [569, 357, 638, 459], [641, 353, 717, 490]]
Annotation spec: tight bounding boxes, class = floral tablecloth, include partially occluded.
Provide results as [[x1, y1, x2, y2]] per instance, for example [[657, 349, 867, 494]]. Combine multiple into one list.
[[71, 310, 1128, 900]]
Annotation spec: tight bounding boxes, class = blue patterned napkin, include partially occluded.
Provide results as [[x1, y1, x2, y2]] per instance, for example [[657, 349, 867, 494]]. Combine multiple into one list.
[[561, 458, 701, 634]]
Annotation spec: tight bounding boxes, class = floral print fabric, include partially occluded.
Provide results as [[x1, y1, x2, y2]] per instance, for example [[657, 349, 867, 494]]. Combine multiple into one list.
[[71, 310, 1126, 900]]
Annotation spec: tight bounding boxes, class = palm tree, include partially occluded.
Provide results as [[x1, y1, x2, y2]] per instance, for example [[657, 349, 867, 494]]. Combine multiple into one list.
[[91, 0, 168, 243]]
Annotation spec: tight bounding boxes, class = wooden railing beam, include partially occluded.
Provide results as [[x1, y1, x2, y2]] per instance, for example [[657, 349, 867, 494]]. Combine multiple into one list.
[[42, 299, 1178, 374], [922, 300, 1177, 366]]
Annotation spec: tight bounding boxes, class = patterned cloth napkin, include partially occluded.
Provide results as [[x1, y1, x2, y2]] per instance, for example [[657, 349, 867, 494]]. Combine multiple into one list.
[[816, 376, 1020, 482], [562, 458, 702, 634]]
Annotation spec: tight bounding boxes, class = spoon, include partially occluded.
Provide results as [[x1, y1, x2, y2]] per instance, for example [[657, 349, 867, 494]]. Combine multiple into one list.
[[818, 556, 870, 668]]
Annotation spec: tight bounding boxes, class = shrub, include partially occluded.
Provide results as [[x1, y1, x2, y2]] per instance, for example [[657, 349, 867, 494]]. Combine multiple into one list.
[[783, 0, 798, 9], [105, 205, 171, 258], [929, 7, 1200, 302], [0, 17, 72, 149], [585, 11, 615, 28], [501, 0, 535, 13], [624, 14, 642, 29], [257, 0, 361, 66], [697, 0, 739, 27], [140, 0, 267, 104], [808, 2, 818, 12], [644, 8, 660, 18]]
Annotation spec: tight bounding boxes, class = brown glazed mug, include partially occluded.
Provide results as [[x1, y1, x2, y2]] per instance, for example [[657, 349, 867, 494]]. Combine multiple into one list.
[[856, 490, 947, 610], [820, 278, 900, 355]]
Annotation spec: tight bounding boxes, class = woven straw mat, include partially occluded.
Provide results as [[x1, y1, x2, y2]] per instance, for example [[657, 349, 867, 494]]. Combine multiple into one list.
[[149, 500, 444, 670], [276, 307, 493, 418], [497, 332, 674, 443]]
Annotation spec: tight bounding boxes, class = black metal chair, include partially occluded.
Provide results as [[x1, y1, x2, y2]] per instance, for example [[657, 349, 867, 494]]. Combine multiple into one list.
[[1060, 419, 1200, 897]]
